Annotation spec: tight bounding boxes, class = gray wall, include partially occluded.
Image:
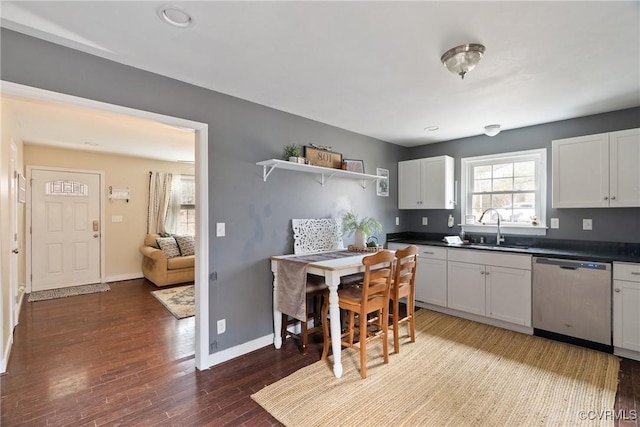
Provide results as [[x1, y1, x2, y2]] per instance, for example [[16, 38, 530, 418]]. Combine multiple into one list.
[[1, 29, 404, 353], [402, 108, 640, 244]]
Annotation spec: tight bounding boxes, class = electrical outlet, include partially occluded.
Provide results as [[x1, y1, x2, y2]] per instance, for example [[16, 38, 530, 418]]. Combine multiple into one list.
[[210, 340, 217, 351], [422, 217, 428, 226], [395, 216, 399, 226], [550, 218, 559, 229], [217, 318, 226, 334], [583, 219, 593, 230]]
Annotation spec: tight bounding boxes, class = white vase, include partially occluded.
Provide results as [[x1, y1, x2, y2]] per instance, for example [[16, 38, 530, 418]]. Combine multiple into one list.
[[354, 230, 367, 248]]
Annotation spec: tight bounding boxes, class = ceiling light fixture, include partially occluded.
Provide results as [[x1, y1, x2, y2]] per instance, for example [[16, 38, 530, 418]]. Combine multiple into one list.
[[484, 124, 501, 137], [424, 126, 439, 132], [440, 43, 486, 80], [158, 5, 194, 28]]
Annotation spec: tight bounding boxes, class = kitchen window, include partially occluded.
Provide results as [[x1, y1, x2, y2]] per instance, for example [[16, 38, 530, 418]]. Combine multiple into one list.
[[461, 148, 547, 236]]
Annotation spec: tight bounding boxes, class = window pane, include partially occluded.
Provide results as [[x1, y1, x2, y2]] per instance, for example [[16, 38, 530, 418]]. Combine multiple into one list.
[[514, 161, 535, 177], [474, 165, 492, 179], [474, 179, 492, 192], [514, 176, 535, 191], [492, 163, 513, 178], [493, 178, 513, 191]]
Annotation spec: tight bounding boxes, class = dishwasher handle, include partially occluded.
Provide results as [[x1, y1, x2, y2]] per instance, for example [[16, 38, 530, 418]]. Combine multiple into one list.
[[534, 257, 611, 271]]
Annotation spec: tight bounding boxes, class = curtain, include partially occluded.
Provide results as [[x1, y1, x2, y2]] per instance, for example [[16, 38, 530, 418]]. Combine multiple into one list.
[[165, 176, 182, 234], [147, 172, 174, 234]]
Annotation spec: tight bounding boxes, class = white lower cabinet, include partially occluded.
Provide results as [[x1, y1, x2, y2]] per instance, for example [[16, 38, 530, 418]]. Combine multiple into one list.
[[447, 261, 485, 315], [485, 265, 531, 326], [388, 243, 447, 307], [613, 262, 640, 360], [447, 249, 532, 327], [415, 246, 447, 307]]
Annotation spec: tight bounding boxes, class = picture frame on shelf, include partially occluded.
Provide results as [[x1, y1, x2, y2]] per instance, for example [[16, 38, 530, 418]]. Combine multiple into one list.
[[304, 146, 343, 169], [343, 159, 364, 174], [376, 168, 389, 197]]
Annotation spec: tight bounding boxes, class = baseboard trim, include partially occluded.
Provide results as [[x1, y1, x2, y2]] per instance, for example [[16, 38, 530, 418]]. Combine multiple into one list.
[[105, 273, 144, 283], [1, 332, 13, 374], [415, 301, 534, 335], [203, 334, 274, 370]]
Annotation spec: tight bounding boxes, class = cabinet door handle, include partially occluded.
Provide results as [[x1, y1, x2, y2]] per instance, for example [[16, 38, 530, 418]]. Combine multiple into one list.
[[423, 251, 434, 255], [631, 272, 640, 275], [611, 196, 616, 200], [604, 196, 609, 200], [615, 288, 621, 292]]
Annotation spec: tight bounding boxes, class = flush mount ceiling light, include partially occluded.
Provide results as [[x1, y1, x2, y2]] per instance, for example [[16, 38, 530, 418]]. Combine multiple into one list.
[[484, 124, 501, 137], [158, 5, 194, 28], [440, 43, 486, 80], [424, 126, 439, 132]]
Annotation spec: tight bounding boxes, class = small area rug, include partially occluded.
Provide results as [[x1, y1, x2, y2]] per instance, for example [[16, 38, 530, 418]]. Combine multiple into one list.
[[151, 284, 194, 319], [28, 283, 110, 302], [252, 309, 620, 427]]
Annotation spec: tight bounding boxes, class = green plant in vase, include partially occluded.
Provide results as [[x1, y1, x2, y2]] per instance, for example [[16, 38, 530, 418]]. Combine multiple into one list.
[[341, 211, 382, 248], [282, 144, 302, 162]]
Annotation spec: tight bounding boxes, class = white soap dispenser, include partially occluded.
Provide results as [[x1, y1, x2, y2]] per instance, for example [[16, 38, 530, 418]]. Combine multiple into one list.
[[447, 214, 454, 228]]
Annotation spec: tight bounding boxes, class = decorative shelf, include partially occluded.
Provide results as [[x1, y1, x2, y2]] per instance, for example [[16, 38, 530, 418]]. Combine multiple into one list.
[[257, 159, 385, 189]]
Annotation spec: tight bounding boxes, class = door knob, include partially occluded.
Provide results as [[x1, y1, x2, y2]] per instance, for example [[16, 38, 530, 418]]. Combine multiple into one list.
[[615, 288, 621, 293], [93, 233, 100, 238], [12, 248, 19, 254]]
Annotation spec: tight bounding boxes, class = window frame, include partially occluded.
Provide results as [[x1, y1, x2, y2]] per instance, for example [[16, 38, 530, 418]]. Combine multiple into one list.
[[460, 148, 547, 236]]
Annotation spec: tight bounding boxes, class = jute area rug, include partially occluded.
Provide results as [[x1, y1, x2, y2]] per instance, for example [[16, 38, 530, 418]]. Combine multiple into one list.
[[252, 310, 620, 427], [28, 283, 110, 302], [151, 284, 194, 319]]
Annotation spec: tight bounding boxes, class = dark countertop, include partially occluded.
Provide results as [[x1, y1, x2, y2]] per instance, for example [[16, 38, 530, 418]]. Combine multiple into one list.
[[386, 232, 640, 263]]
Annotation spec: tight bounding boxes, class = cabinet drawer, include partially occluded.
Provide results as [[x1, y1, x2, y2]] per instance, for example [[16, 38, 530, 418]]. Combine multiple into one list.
[[416, 245, 447, 260], [614, 262, 640, 282], [448, 248, 531, 270]]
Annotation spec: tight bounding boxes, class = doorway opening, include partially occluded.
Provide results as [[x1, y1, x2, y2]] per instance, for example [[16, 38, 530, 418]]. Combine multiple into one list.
[[1, 80, 210, 370]]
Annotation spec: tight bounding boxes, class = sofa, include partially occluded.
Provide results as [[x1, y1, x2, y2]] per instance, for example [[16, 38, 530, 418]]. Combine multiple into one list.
[[140, 233, 195, 287]]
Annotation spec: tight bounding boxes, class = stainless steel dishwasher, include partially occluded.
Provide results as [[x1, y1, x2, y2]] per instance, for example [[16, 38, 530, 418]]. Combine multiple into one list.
[[532, 257, 612, 352]]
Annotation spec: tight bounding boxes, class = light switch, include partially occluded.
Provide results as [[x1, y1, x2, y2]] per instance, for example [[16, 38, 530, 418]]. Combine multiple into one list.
[[216, 222, 226, 237], [583, 219, 593, 230], [395, 217, 399, 226], [422, 217, 428, 226], [550, 218, 559, 229], [112, 215, 123, 223]]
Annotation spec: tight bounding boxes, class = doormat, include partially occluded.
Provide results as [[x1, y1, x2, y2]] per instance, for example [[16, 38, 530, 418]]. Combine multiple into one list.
[[28, 283, 111, 302], [151, 285, 195, 319]]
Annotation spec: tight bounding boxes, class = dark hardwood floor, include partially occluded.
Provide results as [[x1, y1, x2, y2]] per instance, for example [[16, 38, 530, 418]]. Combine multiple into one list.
[[1, 278, 638, 426]]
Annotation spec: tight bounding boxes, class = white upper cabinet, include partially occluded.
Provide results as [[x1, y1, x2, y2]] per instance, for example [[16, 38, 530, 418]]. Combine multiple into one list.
[[552, 128, 640, 208], [398, 155, 455, 209]]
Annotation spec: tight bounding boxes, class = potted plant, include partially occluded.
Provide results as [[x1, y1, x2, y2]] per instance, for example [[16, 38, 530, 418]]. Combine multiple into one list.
[[282, 144, 303, 163], [341, 211, 382, 248]]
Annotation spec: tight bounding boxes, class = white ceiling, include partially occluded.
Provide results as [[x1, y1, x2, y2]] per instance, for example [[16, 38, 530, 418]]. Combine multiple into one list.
[[2, 94, 196, 162], [1, 1, 639, 158]]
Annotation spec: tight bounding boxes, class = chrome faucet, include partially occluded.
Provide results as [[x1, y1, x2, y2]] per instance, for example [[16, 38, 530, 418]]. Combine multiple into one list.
[[479, 208, 504, 245]]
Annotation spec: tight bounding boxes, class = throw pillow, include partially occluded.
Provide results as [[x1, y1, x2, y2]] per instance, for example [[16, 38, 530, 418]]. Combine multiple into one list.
[[157, 237, 180, 258], [175, 235, 195, 256]]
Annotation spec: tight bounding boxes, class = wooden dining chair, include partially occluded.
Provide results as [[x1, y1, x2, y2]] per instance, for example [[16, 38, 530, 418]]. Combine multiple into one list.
[[320, 250, 395, 378], [388, 245, 419, 353]]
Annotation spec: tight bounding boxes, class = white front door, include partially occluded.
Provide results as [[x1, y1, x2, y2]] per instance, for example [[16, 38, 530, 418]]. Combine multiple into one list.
[[31, 169, 101, 291]]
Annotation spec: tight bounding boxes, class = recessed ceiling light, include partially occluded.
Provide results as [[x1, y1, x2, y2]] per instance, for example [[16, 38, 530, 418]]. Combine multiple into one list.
[[158, 5, 194, 28], [424, 126, 439, 132]]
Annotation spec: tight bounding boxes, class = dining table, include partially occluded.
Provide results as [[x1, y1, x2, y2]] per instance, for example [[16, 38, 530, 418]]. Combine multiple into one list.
[[270, 249, 382, 378]]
